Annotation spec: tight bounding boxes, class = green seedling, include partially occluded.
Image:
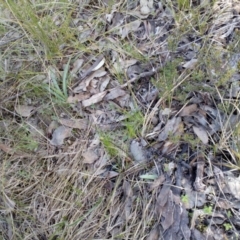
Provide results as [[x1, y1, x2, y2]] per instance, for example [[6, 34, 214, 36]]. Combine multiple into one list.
[[203, 205, 213, 215], [123, 110, 144, 138], [181, 194, 189, 204], [177, 0, 190, 10], [44, 59, 71, 103], [223, 223, 232, 231]]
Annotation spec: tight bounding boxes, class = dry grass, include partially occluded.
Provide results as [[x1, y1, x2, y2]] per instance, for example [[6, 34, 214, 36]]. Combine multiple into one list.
[[1, 0, 240, 239]]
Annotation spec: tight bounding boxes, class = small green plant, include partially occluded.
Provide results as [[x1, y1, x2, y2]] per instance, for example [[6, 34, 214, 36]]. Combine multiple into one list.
[[181, 194, 189, 204], [203, 205, 213, 215], [123, 110, 144, 138], [182, 133, 201, 147], [223, 223, 232, 231], [227, 210, 233, 218], [177, 0, 190, 10], [100, 133, 119, 157], [44, 59, 71, 103], [4, 0, 77, 58]]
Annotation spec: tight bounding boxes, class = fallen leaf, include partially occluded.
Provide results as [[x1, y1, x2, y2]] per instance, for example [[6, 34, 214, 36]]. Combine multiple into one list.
[[59, 118, 88, 130], [105, 88, 126, 100], [121, 20, 141, 39], [71, 58, 84, 74], [92, 57, 105, 71], [139, 174, 158, 180], [179, 104, 198, 117], [82, 149, 99, 164], [81, 55, 105, 78], [158, 117, 182, 141], [0, 143, 31, 158], [67, 92, 91, 103], [50, 126, 72, 146], [193, 126, 208, 144], [103, 171, 119, 178], [140, 0, 153, 15], [147, 225, 160, 240], [47, 120, 58, 136], [15, 105, 34, 117], [149, 175, 165, 191], [100, 76, 110, 92], [130, 139, 146, 163], [74, 69, 107, 92], [82, 91, 107, 107], [226, 176, 240, 200], [183, 59, 198, 69], [2, 191, 15, 212], [0, 143, 14, 155]]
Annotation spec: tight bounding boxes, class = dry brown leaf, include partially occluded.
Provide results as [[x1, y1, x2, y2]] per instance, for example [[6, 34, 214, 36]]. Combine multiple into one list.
[[158, 117, 182, 141], [82, 91, 107, 107], [67, 93, 91, 103], [149, 175, 165, 191], [50, 126, 72, 146], [0, 143, 14, 155], [15, 105, 35, 117], [192, 126, 208, 144], [59, 118, 87, 130], [0, 143, 32, 158], [74, 69, 107, 92], [105, 88, 126, 100], [121, 20, 141, 39], [82, 149, 99, 164], [179, 104, 198, 116]]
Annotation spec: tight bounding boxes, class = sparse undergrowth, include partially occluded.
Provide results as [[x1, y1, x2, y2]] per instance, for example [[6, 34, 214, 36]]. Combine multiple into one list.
[[1, 0, 240, 239]]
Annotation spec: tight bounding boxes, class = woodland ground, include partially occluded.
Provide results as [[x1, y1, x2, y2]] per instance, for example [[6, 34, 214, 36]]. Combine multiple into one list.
[[1, 0, 240, 239]]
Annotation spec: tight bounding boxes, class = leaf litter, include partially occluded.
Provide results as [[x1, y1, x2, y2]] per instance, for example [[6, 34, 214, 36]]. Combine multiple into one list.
[[2, 0, 240, 239]]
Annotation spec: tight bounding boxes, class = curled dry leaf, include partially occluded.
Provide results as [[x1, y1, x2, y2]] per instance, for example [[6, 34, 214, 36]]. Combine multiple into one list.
[[59, 118, 88, 130], [15, 105, 35, 117], [50, 126, 72, 146], [192, 126, 208, 144], [92, 57, 105, 71], [82, 91, 107, 107]]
